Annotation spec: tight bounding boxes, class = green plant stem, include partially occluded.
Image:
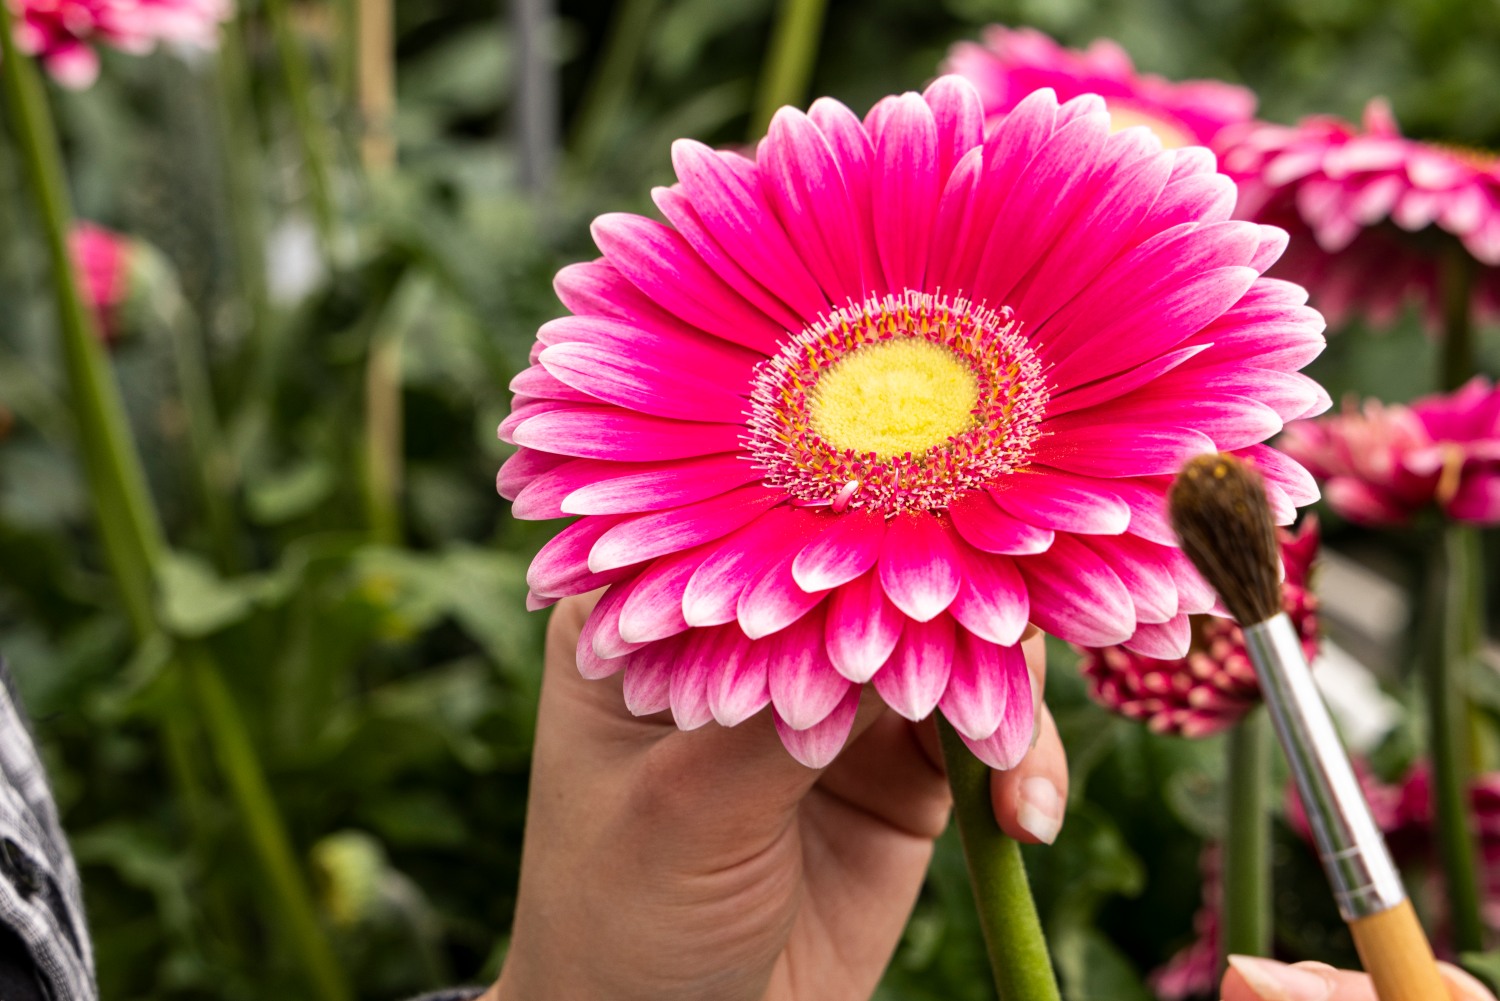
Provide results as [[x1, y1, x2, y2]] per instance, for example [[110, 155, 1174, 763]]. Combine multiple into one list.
[[0, 1, 164, 637], [568, 0, 658, 170], [750, 0, 829, 137], [263, 0, 338, 250], [0, 24, 348, 996], [1440, 244, 1477, 392], [185, 646, 350, 1001], [1222, 709, 1272, 963], [1426, 523, 1487, 953], [163, 293, 241, 571], [214, 12, 273, 381], [937, 716, 1062, 1001]]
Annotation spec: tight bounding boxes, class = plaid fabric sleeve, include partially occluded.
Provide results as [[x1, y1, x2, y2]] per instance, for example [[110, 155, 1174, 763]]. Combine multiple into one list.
[[0, 657, 96, 1001]]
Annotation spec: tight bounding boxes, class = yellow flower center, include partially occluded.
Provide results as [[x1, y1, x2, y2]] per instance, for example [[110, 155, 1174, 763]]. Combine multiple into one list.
[[808, 338, 979, 459], [1105, 101, 1194, 150]]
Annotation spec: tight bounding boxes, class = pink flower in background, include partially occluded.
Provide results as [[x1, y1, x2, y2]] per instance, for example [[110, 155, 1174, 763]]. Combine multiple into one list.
[[1150, 847, 1222, 1000], [500, 78, 1326, 768], [10, 0, 231, 89], [1219, 99, 1500, 328], [1290, 763, 1500, 941], [1079, 519, 1320, 738], [69, 222, 129, 342], [1280, 377, 1500, 526], [944, 25, 1255, 149]]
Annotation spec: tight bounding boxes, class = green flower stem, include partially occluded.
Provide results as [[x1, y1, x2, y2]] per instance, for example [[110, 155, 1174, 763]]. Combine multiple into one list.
[[937, 716, 1062, 1001], [213, 13, 273, 386], [356, 0, 395, 173], [1222, 709, 1272, 962], [0, 25, 348, 997], [1440, 243, 1477, 392], [751, 0, 829, 137], [184, 645, 350, 1001], [263, 0, 338, 250], [0, 1, 164, 637], [568, 0, 658, 171], [1426, 523, 1487, 953], [162, 292, 241, 571]]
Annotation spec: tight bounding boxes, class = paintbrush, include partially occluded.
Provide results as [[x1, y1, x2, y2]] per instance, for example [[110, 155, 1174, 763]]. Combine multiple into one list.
[[1169, 453, 1445, 1001]]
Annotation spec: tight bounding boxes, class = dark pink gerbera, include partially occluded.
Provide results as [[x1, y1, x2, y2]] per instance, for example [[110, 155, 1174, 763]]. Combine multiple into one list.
[[10, 0, 230, 89], [1280, 377, 1500, 526], [68, 221, 130, 342], [501, 79, 1326, 768], [1220, 99, 1500, 328], [1079, 518, 1320, 738], [944, 25, 1256, 149]]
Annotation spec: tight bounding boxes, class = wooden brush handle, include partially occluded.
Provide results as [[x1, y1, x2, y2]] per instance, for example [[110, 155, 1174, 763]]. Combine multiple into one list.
[[1349, 899, 1449, 1001]]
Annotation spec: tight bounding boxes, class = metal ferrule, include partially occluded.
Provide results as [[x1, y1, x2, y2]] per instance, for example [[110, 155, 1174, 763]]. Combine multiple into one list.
[[1243, 614, 1407, 920]]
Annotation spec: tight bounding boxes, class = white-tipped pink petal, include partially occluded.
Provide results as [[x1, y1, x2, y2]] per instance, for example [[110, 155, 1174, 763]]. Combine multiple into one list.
[[824, 569, 904, 683], [939, 630, 1018, 741], [792, 509, 885, 592], [767, 607, 854, 730], [621, 644, 674, 716], [1017, 534, 1135, 646], [872, 614, 955, 721], [949, 545, 1029, 647], [958, 662, 1034, 771], [775, 685, 862, 769], [704, 626, 768, 727], [1121, 615, 1192, 659], [589, 487, 784, 572], [878, 513, 962, 621], [988, 470, 1129, 535], [949, 490, 1056, 555]]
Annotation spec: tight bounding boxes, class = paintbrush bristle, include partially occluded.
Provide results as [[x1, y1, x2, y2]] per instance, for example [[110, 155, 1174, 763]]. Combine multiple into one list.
[[1169, 453, 1283, 626]]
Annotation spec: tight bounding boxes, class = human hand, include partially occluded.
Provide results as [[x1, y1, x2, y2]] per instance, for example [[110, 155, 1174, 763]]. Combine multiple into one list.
[[484, 591, 1069, 1001], [1221, 955, 1499, 1000]]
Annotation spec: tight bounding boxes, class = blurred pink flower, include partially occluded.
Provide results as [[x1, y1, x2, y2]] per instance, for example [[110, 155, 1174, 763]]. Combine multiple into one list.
[[1219, 99, 1500, 328], [1280, 377, 1500, 526], [501, 79, 1325, 768], [68, 221, 129, 342], [1290, 762, 1500, 944], [1150, 846, 1222, 1000], [943, 25, 1255, 149], [10, 0, 231, 89], [1079, 518, 1320, 738]]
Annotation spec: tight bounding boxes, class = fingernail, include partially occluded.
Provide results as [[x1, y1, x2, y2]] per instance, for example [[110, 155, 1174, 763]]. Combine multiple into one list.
[[1226, 956, 1333, 1001], [1016, 776, 1062, 844], [1440, 961, 1500, 1001]]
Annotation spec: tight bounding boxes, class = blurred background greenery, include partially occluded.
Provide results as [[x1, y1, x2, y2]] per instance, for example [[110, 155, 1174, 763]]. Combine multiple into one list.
[[3, 0, 1500, 998]]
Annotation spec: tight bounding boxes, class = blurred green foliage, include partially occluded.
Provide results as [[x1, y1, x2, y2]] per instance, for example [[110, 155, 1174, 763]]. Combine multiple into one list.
[[3, 0, 1500, 997]]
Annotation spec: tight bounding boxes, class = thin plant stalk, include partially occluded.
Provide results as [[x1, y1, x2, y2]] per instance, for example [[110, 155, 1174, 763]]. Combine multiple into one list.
[[185, 646, 350, 1001], [362, 273, 431, 544], [1221, 709, 1272, 963], [511, 0, 559, 198], [1439, 244, 1476, 392], [0, 1, 164, 636], [937, 716, 1063, 1001], [568, 0, 658, 171], [213, 12, 273, 383], [263, 0, 338, 250], [0, 24, 349, 997], [750, 0, 829, 137], [357, 0, 395, 173], [161, 290, 241, 571], [1426, 523, 1487, 953]]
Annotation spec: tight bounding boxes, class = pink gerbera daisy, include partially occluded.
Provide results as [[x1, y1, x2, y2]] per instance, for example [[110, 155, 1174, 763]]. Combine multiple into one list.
[[69, 222, 130, 342], [500, 79, 1327, 768], [1220, 99, 1500, 328], [10, 0, 231, 89], [1279, 377, 1500, 526], [943, 25, 1255, 149], [1080, 518, 1320, 738]]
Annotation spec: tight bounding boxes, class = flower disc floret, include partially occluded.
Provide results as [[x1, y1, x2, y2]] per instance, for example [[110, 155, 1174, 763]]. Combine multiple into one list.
[[747, 292, 1047, 515]]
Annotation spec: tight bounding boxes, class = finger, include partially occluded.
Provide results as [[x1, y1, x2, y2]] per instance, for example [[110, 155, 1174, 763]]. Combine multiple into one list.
[[991, 703, 1067, 844], [1221, 956, 1498, 1001]]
